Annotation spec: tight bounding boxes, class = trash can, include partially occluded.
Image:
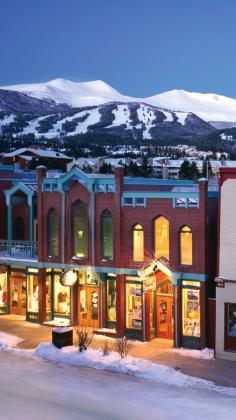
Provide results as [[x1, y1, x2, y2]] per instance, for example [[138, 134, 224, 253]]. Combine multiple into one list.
[[52, 327, 73, 349]]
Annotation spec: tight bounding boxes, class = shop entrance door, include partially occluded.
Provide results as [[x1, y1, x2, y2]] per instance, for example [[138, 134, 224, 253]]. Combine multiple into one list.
[[156, 295, 174, 339], [10, 278, 26, 316], [78, 287, 100, 329]]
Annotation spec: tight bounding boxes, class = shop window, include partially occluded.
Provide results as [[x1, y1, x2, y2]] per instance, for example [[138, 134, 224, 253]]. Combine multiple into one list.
[[180, 225, 192, 265], [54, 275, 70, 317], [227, 304, 236, 337], [0, 272, 7, 314], [72, 200, 88, 258], [78, 271, 98, 285], [27, 275, 39, 313], [182, 286, 200, 337], [101, 210, 113, 260], [47, 208, 59, 257], [46, 276, 51, 314], [133, 224, 144, 262], [126, 282, 142, 330], [154, 216, 169, 260], [107, 275, 116, 327]]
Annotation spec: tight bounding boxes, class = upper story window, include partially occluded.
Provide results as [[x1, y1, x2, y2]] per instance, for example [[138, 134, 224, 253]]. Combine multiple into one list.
[[180, 225, 192, 265], [14, 216, 25, 241], [154, 216, 169, 260], [47, 208, 59, 257], [133, 224, 144, 262], [101, 210, 113, 260], [72, 200, 88, 259]]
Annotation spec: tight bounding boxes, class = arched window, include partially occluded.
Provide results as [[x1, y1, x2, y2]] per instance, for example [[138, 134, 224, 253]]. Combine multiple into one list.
[[72, 200, 88, 258], [154, 216, 169, 260], [47, 209, 59, 257], [14, 217, 24, 240], [101, 210, 113, 260], [133, 224, 144, 262], [180, 226, 192, 265]]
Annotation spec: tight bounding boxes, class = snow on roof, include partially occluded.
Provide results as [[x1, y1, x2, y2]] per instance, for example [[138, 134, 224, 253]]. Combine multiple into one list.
[[2, 148, 71, 160]]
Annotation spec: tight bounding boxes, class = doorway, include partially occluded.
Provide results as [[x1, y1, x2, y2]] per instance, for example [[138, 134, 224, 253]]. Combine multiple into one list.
[[156, 295, 174, 339], [78, 286, 100, 329], [10, 277, 27, 316]]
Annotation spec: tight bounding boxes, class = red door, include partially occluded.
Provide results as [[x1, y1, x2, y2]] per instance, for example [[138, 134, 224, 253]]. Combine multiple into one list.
[[156, 296, 174, 339]]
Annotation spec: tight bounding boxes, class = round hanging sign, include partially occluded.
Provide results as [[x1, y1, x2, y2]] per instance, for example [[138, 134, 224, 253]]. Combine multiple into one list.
[[60, 270, 78, 286]]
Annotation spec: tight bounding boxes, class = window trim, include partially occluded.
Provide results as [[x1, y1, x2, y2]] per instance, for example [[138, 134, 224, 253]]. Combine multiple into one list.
[[101, 210, 114, 261]]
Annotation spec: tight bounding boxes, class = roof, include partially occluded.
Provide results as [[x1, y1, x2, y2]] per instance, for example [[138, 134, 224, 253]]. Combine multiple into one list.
[[2, 148, 72, 160]]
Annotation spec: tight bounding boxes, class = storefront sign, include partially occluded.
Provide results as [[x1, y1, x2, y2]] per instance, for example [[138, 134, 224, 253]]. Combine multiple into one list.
[[215, 278, 225, 288], [60, 270, 78, 287], [143, 276, 156, 292]]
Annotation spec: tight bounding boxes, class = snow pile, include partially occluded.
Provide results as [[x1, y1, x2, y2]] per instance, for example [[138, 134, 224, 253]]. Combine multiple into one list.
[[35, 343, 236, 396], [0, 332, 23, 349], [170, 347, 214, 360]]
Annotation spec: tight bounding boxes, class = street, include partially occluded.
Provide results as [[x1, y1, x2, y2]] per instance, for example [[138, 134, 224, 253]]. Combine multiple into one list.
[[0, 351, 236, 420]]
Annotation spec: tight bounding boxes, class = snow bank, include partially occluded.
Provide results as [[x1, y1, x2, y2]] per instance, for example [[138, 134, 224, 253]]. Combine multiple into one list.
[[0, 332, 23, 349], [35, 343, 236, 397], [169, 347, 214, 360]]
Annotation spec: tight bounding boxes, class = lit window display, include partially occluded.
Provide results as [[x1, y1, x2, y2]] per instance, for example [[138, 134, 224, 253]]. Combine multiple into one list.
[[54, 275, 70, 316], [182, 286, 200, 337], [27, 275, 39, 313], [180, 226, 192, 265], [154, 216, 169, 260], [0, 273, 7, 313], [227, 304, 236, 337], [126, 282, 142, 330], [46, 276, 51, 313], [107, 276, 116, 325], [72, 201, 88, 258], [133, 224, 144, 262], [78, 271, 98, 285]]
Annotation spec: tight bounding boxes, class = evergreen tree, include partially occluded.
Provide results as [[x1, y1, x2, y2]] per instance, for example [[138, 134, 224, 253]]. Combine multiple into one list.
[[179, 160, 191, 179]]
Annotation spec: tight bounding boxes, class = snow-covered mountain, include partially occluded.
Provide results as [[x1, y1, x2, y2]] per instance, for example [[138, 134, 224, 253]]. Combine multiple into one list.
[[2, 78, 135, 107], [2, 78, 236, 124]]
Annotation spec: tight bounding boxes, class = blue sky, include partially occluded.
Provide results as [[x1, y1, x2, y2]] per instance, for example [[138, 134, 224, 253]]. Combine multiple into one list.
[[1, 0, 236, 97]]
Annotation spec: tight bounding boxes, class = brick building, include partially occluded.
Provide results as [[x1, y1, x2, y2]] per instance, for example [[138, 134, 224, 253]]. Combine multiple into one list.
[[0, 164, 218, 349]]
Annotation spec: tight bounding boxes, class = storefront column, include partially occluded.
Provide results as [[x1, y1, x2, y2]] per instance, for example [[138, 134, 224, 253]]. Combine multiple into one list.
[[174, 284, 181, 347], [71, 281, 78, 325], [7, 200, 12, 241], [144, 292, 150, 341], [116, 274, 125, 337], [38, 268, 46, 324], [200, 281, 206, 349], [28, 199, 34, 242]]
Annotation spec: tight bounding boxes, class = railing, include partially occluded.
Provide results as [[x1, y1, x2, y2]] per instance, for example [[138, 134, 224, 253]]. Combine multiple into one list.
[[0, 240, 38, 260]]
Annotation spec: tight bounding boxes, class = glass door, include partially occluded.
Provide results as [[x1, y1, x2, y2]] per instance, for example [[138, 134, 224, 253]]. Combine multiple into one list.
[[10, 278, 26, 316], [156, 295, 173, 339], [78, 286, 100, 329]]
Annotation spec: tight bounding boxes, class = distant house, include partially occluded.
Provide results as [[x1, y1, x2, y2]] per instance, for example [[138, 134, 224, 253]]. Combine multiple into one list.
[[0, 147, 73, 171], [220, 133, 235, 141]]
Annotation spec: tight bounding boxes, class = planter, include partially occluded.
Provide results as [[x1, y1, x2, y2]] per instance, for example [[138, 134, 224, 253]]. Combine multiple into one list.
[[52, 327, 73, 349]]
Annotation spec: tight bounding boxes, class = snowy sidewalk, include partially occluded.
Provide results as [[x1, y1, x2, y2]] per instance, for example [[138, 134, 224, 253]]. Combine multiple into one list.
[[0, 316, 236, 389]]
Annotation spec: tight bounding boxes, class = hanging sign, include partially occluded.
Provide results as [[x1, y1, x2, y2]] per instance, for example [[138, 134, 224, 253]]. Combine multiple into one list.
[[0, 265, 7, 274], [143, 275, 156, 292], [60, 270, 78, 287]]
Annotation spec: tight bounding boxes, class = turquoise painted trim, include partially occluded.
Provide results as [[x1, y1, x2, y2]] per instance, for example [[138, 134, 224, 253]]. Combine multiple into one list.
[[122, 191, 199, 199], [0, 165, 14, 171], [4, 182, 36, 200], [29, 203, 33, 242], [181, 272, 207, 281], [124, 177, 195, 186], [42, 167, 116, 193], [7, 203, 12, 240]]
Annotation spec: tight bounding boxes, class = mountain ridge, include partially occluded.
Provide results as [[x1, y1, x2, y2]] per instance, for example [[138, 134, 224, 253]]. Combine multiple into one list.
[[2, 78, 236, 124]]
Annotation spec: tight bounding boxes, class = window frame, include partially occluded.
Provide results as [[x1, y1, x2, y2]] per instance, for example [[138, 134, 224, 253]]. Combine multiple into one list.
[[101, 210, 114, 261], [47, 208, 59, 257], [72, 200, 88, 259], [132, 224, 144, 263], [179, 225, 193, 266]]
